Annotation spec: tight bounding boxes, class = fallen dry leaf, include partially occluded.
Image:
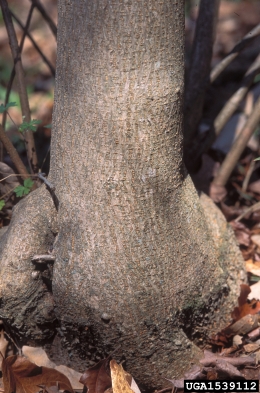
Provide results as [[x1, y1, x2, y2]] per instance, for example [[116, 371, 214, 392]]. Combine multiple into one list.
[[238, 284, 251, 307], [221, 345, 239, 356], [243, 343, 260, 353], [55, 365, 83, 390], [110, 360, 134, 393], [224, 314, 259, 336], [22, 346, 82, 390], [215, 359, 244, 379], [229, 221, 250, 246], [2, 355, 73, 393], [255, 350, 260, 364], [80, 357, 111, 393], [231, 284, 260, 321], [232, 299, 260, 321], [232, 335, 243, 346], [122, 371, 141, 393], [248, 281, 260, 300], [165, 378, 184, 389], [184, 365, 204, 380], [22, 346, 56, 368], [251, 235, 260, 248], [245, 259, 260, 277], [0, 330, 8, 371], [248, 327, 260, 340]]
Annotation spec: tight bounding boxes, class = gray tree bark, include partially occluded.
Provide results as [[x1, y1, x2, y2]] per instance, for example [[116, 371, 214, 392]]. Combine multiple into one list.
[[0, 0, 245, 389]]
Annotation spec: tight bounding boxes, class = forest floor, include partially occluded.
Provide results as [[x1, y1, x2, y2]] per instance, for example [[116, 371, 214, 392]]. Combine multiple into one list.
[[1, 0, 260, 392]]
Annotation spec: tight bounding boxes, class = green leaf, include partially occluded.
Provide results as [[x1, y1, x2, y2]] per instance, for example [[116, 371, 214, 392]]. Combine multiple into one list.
[[44, 123, 52, 129], [254, 157, 260, 161], [19, 119, 42, 133], [14, 185, 27, 197], [22, 187, 31, 195], [0, 101, 17, 114], [14, 179, 34, 197], [24, 178, 34, 189], [0, 200, 5, 210]]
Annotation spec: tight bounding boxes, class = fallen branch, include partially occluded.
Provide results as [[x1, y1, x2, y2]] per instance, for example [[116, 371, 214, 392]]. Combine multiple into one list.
[[235, 201, 260, 222], [193, 54, 260, 166], [212, 95, 260, 191], [210, 23, 260, 82], [200, 355, 255, 367]]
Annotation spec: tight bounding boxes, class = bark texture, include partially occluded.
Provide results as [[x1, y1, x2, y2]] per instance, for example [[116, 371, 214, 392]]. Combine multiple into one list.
[[0, 0, 245, 389]]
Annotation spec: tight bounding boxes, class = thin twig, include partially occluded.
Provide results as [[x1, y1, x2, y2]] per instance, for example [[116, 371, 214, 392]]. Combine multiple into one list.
[[192, 53, 260, 166], [242, 159, 256, 193], [38, 172, 55, 190], [1, 3, 34, 161], [2, 330, 21, 355], [211, 23, 260, 82], [40, 145, 50, 172], [10, 10, 55, 76], [184, 0, 220, 144], [29, 0, 57, 39], [0, 173, 37, 183], [212, 95, 260, 190], [0, 123, 29, 180], [0, 0, 39, 173], [0, 185, 19, 201], [235, 201, 260, 222], [213, 54, 260, 138], [155, 388, 172, 393]]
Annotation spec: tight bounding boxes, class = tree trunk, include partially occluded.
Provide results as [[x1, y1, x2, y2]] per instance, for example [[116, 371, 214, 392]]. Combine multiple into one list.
[[0, 0, 245, 389]]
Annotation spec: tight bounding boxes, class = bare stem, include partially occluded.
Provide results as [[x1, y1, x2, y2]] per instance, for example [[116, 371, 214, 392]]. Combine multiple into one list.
[[0, 0, 39, 173], [0, 173, 37, 183], [0, 123, 29, 180], [29, 0, 57, 39], [184, 0, 220, 143], [235, 201, 260, 222], [212, 96, 260, 189], [1, 3, 34, 161], [38, 172, 55, 190], [192, 53, 260, 165], [242, 159, 256, 193], [213, 54, 260, 137], [210, 23, 260, 82], [10, 10, 55, 76]]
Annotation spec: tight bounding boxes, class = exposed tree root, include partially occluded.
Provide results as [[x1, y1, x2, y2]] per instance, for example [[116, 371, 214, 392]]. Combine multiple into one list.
[[0, 186, 58, 341]]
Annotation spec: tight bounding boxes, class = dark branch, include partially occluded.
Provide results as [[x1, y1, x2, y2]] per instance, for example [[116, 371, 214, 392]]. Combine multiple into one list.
[[29, 0, 57, 39]]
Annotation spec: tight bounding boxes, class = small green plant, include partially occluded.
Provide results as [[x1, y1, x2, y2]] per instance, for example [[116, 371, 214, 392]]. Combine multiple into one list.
[[0, 102, 42, 134], [44, 123, 52, 129], [14, 178, 34, 197], [0, 200, 5, 210], [19, 118, 41, 133], [0, 101, 17, 113]]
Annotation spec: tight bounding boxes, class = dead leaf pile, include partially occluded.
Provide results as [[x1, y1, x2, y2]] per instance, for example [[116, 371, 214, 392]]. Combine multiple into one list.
[[0, 342, 142, 393], [2, 355, 74, 393]]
